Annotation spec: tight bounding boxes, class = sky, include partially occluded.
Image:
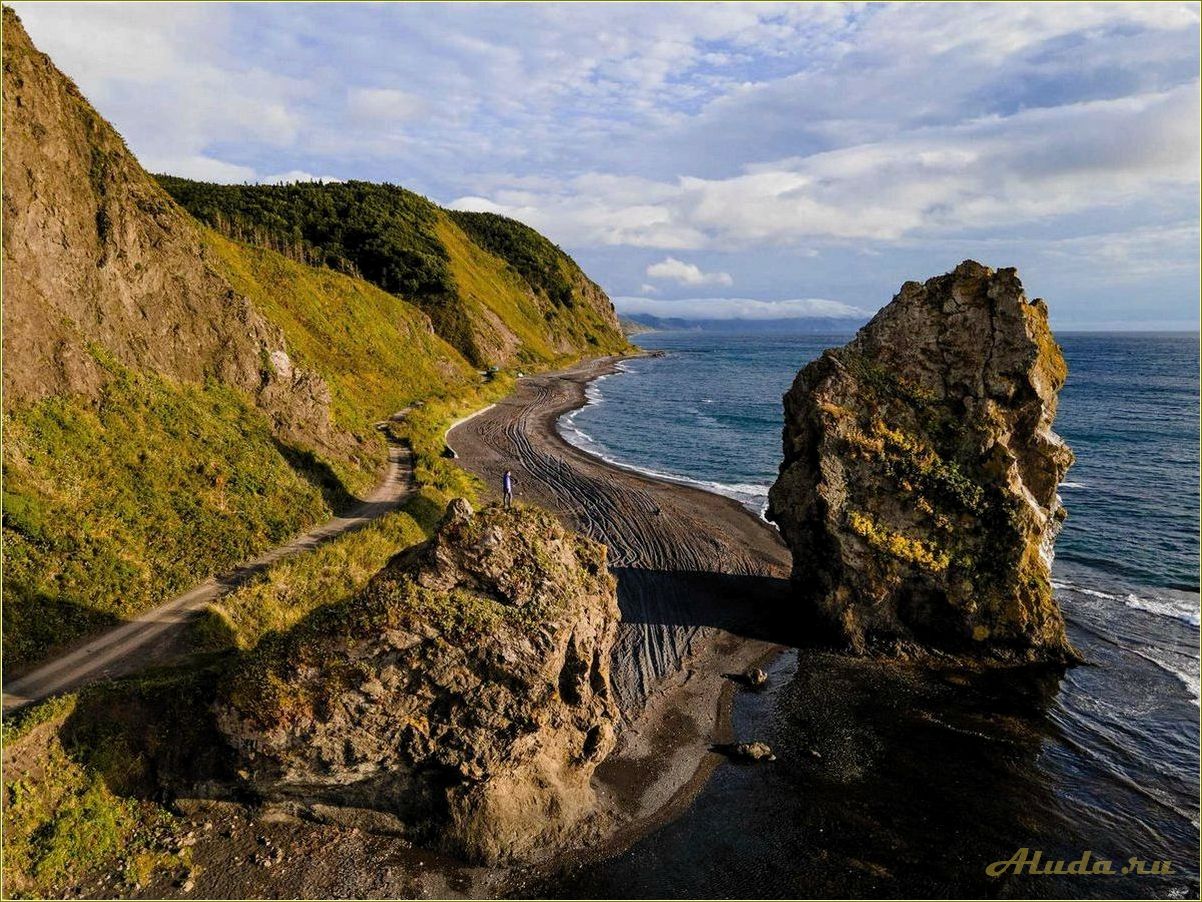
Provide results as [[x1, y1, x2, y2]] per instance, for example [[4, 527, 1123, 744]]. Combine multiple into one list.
[[12, 1, 1201, 329]]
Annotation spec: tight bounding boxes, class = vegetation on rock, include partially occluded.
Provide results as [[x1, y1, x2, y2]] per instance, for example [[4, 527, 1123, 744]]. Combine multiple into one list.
[[216, 501, 620, 863], [768, 260, 1078, 663]]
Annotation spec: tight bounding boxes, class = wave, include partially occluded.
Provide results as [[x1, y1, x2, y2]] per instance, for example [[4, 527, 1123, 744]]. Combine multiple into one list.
[[1123, 593, 1202, 628], [560, 422, 772, 515], [1059, 481, 1088, 489], [558, 421, 771, 516], [1129, 644, 1202, 707], [1053, 579, 1201, 627]]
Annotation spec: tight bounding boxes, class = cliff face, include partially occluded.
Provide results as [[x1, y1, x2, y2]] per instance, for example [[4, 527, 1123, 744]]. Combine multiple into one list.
[[0, 8, 336, 453], [215, 501, 620, 863], [767, 261, 1077, 663], [1, 9, 614, 671]]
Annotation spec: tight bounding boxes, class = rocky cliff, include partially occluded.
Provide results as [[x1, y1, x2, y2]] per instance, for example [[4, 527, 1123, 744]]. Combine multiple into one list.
[[767, 261, 1078, 663], [0, 8, 339, 454], [215, 500, 620, 863]]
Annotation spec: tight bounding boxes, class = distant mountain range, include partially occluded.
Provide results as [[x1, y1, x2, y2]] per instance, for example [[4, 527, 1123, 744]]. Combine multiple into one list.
[[619, 311, 869, 335]]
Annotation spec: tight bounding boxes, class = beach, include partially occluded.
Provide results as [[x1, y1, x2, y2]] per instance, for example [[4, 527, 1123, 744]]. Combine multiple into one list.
[[446, 354, 797, 851]]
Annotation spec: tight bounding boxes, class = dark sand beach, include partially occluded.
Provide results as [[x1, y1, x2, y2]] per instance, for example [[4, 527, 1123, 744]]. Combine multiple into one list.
[[446, 355, 798, 846]]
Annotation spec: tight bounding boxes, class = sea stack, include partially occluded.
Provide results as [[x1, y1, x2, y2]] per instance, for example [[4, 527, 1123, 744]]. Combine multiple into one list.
[[767, 261, 1078, 664], [216, 500, 620, 864]]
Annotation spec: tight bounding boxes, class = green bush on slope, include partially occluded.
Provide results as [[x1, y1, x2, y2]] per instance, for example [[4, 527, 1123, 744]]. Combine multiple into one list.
[[1, 357, 335, 671]]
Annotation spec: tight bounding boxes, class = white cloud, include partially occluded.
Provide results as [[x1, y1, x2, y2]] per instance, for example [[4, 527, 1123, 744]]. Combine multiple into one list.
[[347, 87, 425, 125], [615, 296, 869, 320], [645, 257, 733, 286], [447, 195, 510, 214], [152, 155, 256, 184], [638, 283, 661, 295], [462, 83, 1200, 249]]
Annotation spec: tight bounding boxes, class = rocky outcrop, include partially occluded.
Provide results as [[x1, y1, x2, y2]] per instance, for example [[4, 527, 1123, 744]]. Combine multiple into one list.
[[1, 9, 340, 454], [767, 261, 1077, 664], [216, 500, 620, 863]]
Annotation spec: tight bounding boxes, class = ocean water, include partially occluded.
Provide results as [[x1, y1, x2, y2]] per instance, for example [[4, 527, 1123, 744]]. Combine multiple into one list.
[[553, 329, 1200, 898]]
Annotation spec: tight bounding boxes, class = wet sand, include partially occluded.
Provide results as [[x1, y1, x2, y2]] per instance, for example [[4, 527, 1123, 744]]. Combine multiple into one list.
[[447, 354, 797, 851]]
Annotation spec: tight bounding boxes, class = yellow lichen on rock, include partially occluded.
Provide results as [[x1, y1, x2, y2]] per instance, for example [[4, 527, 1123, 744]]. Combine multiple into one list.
[[768, 261, 1078, 664]]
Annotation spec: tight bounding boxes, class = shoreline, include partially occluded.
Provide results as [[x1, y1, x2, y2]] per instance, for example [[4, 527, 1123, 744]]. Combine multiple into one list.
[[446, 353, 795, 878], [556, 355, 776, 520]]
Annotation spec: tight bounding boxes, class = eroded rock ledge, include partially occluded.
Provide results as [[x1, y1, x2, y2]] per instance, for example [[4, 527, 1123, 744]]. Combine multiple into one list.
[[767, 260, 1078, 664], [216, 499, 619, 863]]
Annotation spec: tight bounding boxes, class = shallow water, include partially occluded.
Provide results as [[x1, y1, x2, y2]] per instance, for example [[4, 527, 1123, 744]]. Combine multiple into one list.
[[549, 328, 1199, 898]]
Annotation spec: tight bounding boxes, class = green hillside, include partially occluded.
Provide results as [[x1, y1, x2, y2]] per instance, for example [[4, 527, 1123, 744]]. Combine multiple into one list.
[[1, 8, 619, 672], [157, 176, 628, 366]]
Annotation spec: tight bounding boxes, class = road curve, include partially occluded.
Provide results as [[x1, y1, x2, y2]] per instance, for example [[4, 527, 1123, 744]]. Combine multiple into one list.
[[2, 438, 415, 713]]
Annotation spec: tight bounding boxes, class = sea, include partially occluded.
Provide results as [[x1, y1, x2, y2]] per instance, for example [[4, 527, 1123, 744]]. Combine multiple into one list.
[[552, 329, 1200, 898]]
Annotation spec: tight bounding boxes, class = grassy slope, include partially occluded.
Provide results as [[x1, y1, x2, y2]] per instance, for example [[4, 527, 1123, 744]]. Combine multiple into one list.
[[156, 177, 629, 367], [448, 209, 628, 357], [1, 359, 333, 671], [435, 216, 559, 363], [1, 694, 192, 899], [0, 232, 484, 671], [204, 232, 477, 490], [209, 233, 474, 431]]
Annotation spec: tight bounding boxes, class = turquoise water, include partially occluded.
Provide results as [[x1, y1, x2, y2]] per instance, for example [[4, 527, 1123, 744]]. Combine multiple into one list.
[[551, 328, 1200, 898]]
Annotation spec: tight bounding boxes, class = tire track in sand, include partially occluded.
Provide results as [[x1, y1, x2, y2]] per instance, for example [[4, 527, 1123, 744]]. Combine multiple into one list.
[[447, 356, 792, 723]]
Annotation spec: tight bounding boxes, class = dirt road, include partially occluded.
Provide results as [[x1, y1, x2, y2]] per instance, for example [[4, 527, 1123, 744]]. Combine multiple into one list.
[[2, 439, 414, 713]]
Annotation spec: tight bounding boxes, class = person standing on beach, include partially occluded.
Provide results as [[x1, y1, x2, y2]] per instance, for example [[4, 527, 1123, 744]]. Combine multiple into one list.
[[503, 469, 514, 508]]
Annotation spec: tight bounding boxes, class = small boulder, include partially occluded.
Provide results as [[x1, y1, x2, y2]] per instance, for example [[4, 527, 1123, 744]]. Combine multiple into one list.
[[729, 741, 776, 763], [743, 667, 768, 689]]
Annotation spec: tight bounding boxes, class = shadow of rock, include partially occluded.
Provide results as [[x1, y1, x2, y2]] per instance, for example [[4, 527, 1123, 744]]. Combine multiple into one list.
[[57, 663, 246, 807], [1, 587, 127, 679], [272, 439, 357, 514]]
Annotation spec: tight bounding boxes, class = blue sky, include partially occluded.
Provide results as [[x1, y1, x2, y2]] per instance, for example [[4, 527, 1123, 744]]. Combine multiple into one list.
[[14, 1, 1201, 328]]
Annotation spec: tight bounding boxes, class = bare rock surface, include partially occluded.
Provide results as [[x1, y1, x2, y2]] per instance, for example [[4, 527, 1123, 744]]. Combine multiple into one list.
[[768, 261, 1077, 663], [1, 8, 340, 453], [215, 500, 620, 864], [725, 742, 776, 763]]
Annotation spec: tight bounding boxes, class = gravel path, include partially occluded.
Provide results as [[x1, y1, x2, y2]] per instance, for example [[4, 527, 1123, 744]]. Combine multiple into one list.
[[2, 437, 414, 713]]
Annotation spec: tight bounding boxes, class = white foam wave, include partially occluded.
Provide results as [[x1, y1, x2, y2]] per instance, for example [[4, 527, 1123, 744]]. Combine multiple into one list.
[[1130, 645, 1202, 707], [557, 417, 771, 515], [1054, 580, 1201, 627], [1059, 481, 1087, 489], [1124, 593, 1202, 628]]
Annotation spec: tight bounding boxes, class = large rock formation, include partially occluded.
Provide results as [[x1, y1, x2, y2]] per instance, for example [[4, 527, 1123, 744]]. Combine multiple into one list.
[[216, 500, 620, 863], [0, 9, 345, 452], [767, 261, 1078, 663]]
